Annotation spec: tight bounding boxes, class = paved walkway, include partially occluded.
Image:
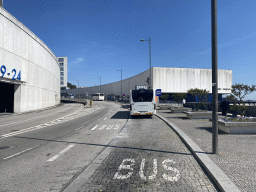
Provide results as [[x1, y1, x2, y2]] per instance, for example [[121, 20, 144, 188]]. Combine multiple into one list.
[[157, 110, 256, 192]]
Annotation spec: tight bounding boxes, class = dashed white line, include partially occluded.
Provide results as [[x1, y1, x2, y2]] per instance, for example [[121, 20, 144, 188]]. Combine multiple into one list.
[[47, 144, 75, 162], [0, 105, 76, 127], [75, 126, 85, 131], [3, 145, 40, 160], [0, 107, 99, 139]]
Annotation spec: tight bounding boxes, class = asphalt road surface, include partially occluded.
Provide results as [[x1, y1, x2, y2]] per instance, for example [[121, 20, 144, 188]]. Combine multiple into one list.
[[0, 101, 218, 191], [0, 101, 128, 192]]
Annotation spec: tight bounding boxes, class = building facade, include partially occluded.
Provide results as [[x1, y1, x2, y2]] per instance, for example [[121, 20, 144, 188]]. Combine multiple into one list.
[[61, 67, 232, 101], [57, 57, 68, 90], [0, 7, 60, 113]]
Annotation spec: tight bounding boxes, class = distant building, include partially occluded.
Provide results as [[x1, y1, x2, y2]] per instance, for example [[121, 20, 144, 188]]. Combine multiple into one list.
[[61, 67, 232, 102], [57, 57, 68, 90]]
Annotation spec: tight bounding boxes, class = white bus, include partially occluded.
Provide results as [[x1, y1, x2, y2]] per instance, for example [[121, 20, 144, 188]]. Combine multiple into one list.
[[92, 93, 104, 101], [130, 88, 156, 117]]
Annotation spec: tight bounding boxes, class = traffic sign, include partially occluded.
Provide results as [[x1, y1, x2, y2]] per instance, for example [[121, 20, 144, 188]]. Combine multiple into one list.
[[156, 89, 161, 96]]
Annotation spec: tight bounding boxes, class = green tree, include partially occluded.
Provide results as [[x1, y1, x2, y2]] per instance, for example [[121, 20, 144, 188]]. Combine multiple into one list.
[[67, 82, 77, 89], [226, 83, 256, 116], [67, 82, 72, 89], [231, 83, 256, 105], [172, 93, 187, 103], [160, 94, 169, 104], [187, 88, 209, 110]]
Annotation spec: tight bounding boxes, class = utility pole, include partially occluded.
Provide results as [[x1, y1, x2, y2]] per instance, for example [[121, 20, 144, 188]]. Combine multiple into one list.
[[211, 0, 218, 154]]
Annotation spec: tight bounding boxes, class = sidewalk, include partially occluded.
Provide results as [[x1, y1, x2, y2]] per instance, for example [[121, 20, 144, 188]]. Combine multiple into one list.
[[156, 110, 256, 192]]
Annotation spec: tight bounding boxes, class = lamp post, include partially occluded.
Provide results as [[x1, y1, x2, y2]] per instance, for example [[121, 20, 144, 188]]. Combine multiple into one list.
[[117, 69, 122, 101], [97, 77, 101, 93], [140, 37, 151, 89], [76, 80, 79, 98], [211, 0, 218, 154]]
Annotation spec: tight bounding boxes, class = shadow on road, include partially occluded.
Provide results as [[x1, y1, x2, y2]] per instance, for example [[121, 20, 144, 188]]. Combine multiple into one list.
[[13, 136, 211, 155], [110, 111, 130, 119], [195, 126, 227, 134]]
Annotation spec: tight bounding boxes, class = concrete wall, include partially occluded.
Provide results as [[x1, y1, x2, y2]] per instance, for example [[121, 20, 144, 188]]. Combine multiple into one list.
[[152, 67, 232, 94], [62, 67, 232, 98], [0, 7, 60, 113], [63, 69, 150, 98]]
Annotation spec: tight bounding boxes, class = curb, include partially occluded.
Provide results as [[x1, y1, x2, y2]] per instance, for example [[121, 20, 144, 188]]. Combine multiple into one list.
[[155, 113, 240, 192]]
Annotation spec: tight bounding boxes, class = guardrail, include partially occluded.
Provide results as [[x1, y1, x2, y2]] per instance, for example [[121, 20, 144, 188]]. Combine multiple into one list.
[[61, 98, 88, 105]]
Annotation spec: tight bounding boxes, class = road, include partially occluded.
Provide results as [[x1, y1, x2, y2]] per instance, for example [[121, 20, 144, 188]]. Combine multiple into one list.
[[0, 101, 218, 191]]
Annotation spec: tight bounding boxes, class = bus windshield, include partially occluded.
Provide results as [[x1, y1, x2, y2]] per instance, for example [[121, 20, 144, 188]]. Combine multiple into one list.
[[132, 89, 153, 102]]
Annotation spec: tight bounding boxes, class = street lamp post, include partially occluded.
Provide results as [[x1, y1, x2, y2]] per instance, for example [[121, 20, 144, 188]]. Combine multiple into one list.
[[140, 37, 151, 89], [117, 69, 122, 100], [211, 0, 218, 154], [97, 77, 101, 93], [76, 80, 79, 98]]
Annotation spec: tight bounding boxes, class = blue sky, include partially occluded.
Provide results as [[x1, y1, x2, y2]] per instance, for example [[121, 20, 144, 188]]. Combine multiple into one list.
[[3, 0, 256, 99]]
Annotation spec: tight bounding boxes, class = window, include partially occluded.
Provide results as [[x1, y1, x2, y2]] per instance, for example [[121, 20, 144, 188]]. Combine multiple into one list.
[[132, 90, 153, 102], [60, 67, 64, 71], [58, 58, 64, 62], [60, 77, 64, 80], [60, 72, 64, 76], [61, 81, 64, 85], [59, 63, 64, 67]]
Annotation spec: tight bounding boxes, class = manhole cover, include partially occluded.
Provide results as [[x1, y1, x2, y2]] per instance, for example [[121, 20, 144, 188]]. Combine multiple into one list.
[[0, 146, 10, 150]]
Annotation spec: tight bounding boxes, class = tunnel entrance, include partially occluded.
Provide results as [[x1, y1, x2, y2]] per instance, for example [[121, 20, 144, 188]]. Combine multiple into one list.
[[0, 82, 14, 113]]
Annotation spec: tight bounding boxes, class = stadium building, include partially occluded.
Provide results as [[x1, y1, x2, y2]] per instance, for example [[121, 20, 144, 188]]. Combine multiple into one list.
[[62, 67, 232, 102], [0, 6, 60, 113]]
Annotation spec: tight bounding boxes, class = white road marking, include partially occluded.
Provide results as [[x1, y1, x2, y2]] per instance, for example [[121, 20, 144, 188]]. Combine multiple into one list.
[[114, 125, 119, 129], [106, 125, 114, 130], [91, 125, 98, 130], [149, 159, 158, 180], [103, 117, 107, 120], [99, 125, 107, 130], [0, 107, 99, 139], [3, 145, 40, 160], [162, 159, 180, 181], [0, 105, 76, 127], [75, 126, 84, 131], [114, 158, 180, 181], [113, 159, 135, 179], [47, 145, 75, 162], [139, 159, 157, 180], [139, 159, 147, 180]]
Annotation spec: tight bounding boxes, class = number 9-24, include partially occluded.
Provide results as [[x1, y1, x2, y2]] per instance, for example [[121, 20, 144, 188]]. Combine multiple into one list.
[[1, 65, 21, 81]]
